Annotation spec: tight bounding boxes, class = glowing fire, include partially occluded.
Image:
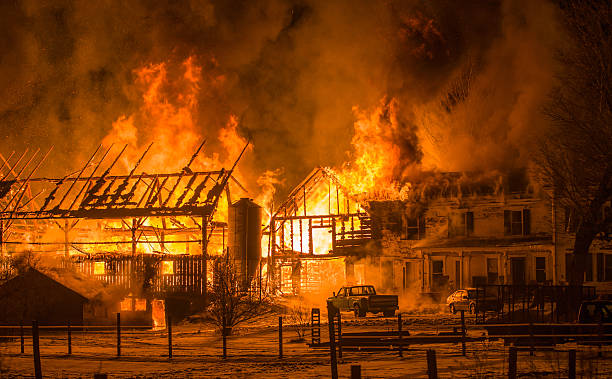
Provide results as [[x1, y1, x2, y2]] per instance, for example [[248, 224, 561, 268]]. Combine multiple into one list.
[[92, 56, 277, 258], [269, 97, 411, 259], [338, 97, 405, 199]]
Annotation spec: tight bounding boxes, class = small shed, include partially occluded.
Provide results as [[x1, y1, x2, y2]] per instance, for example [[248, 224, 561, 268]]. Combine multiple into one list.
[[0, 267, 88, 325]]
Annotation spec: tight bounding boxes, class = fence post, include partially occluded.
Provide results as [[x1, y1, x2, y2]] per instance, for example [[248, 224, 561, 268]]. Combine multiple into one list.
[[327, 302, 338, 379], [598, 320, 603, 357], [426, 349, 437, 379], [568, 349, 576, 379], [336, 311, 342, 359], [508, 346, 517, 379], [222, 315, 227, 359], [528, 322, 534, 356], [398, 313, 403, 357], [167, 315, 172, 359], [20, 321, 24, 354], [460, 310, 466, 356], [32, 320, 42, 379], [116, 313, 121, 357], [67, 321, 72, 355], [278, 316, 283, 359], [351, 364, 362, 379]]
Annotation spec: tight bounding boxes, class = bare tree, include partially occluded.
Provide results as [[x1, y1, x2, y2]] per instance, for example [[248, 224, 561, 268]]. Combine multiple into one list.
[[540, 1, 612, 284], [208, 256, 271, 336], [286, 302, 310, 341]]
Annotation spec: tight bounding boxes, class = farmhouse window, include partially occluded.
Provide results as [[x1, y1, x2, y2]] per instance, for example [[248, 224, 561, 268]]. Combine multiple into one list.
[[405, 215, 426, 240], [535, 257, 546, 283], [504, 209, 531, 236], [449, 211, 474, 237]]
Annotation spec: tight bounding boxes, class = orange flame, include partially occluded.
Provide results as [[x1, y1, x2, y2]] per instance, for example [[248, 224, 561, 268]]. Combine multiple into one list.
[[338, 97, 404, 200], [97, 57, 281, 257]]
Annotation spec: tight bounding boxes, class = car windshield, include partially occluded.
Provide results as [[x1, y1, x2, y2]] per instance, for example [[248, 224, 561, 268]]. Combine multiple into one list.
[[467, 290, 480, 298], [598, 303, 612, 318]]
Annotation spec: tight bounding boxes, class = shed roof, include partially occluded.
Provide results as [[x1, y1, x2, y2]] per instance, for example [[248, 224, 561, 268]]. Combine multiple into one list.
[[0, 267, 88, 303]]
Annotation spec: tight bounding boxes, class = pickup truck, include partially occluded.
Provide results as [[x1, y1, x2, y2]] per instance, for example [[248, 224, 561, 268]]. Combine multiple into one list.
[[327, 285, 398, 317]]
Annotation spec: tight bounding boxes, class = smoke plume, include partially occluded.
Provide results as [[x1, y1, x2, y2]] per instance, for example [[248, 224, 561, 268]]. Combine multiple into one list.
[[0, 0, 561, 198]]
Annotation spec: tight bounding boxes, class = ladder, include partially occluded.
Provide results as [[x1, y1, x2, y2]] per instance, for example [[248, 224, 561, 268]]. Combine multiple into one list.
[[311, 308, 321, 345]]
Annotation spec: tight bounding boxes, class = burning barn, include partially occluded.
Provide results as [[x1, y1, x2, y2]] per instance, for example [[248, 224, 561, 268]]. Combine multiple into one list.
[[265, 167, 375, 295], [0, 142, 257, 317]]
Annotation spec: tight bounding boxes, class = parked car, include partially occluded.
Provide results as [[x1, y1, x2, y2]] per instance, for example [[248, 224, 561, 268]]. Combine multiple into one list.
[[446, 288, 479, 314], [327, 285, 398, 317], [577, 300, 612, 323], [446, 288, 500, 314]]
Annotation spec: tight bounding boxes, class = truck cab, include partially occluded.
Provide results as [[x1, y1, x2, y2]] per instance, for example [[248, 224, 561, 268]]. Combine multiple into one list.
[[327, 285, 398, 317]]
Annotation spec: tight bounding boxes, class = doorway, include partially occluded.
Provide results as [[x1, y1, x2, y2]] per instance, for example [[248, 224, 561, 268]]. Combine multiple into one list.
[[511, 257, 526, 285]]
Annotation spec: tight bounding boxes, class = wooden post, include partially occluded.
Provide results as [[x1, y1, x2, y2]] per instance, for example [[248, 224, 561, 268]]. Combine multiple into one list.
[[598, 320, 603, 357], [398, 313, 403, 357], [67, 321, 72, 355], [32, 320, 42, 379], [202, 218, 208, 305], [460, 310, 466, 356], [64, 219, 70, 258], [308, 219, 313, 255], [426, 349, 437, 379], [167, 315, 172, 359], [20, 322, 24, 354], [222, 314, 227, 359], [0, 219, 4, 257], [279, 316, 283, 358], [131, 219, 137, 257], [116, 313, 121, 357], [508, 346, 517, 379], [327, 303, 338, 379], [350, 365, 362, 379], [331, 219, 337, 252], [528, 322, 534, 356], [336, 311, 342, 359], [568, 349, 576, 379]]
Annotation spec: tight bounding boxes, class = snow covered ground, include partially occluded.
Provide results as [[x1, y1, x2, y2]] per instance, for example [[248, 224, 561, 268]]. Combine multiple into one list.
[[2, 312, 610, 378]]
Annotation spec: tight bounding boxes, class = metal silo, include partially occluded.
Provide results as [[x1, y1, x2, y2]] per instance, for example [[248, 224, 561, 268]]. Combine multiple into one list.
[[227, 198, 262, 287]]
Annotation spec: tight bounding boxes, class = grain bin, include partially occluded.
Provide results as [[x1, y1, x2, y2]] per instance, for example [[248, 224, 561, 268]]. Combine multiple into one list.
[[227, 198, 262, 287]]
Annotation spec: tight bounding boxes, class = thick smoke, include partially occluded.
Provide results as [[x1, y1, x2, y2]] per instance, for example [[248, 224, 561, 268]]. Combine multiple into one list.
[[0, 0, 560, 196]]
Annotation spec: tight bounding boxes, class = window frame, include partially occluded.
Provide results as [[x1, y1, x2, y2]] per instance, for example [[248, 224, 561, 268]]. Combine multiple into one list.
[[432, 260, 444, 276], [504, 209, 531, 236], [535, 256, 546, 283], [605, 255, 612, 282]]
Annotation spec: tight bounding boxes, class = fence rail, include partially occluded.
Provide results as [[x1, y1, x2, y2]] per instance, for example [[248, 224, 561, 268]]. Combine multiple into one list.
[[473, 284, 597, 323], [3, 311, 611, 378]]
